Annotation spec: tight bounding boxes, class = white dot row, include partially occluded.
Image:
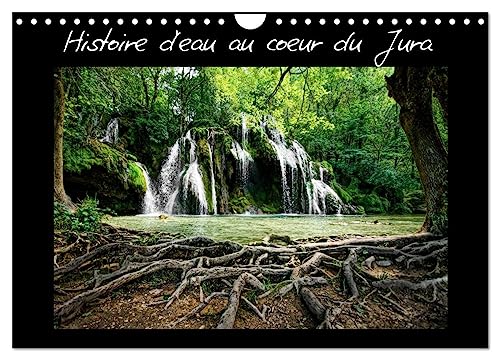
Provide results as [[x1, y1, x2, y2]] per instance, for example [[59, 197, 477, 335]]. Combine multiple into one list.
[[15, 17, 225, 26], [277, 17, 485, 26], [15, 16, 486, 27]]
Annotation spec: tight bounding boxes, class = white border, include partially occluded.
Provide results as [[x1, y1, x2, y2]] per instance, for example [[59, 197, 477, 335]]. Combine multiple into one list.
[[1, 0, 497, 359]]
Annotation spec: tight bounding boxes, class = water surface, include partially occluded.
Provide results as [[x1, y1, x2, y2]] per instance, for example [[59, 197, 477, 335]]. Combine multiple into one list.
[[106, 214, 424, 244]]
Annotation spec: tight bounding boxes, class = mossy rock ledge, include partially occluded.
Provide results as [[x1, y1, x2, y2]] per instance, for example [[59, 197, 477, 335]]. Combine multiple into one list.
[[64, 140, 146, 215]]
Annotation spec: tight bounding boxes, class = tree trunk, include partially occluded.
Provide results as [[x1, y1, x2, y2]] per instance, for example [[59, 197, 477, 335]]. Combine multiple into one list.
[[386, 67, 447, 234], [430, 67, 448, 125], [54, 68, 75, 210]]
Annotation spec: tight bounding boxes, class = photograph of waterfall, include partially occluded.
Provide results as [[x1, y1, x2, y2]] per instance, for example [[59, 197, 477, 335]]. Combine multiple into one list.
[[53, 66, 448, 331]]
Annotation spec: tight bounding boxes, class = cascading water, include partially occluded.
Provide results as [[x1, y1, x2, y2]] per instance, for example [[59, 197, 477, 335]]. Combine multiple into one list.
[[158, 140, 181, 213], [230, 140, 253, 187], [311, 179, 342, 215], [136, 162, 158, 214], [242, 114, 248, 149], [292, 140, 313, 213], [182, 161, 208, 215], [263, 123, 343, 215], [157, 131, 208, 215], [207, 143, 218, 215], [230, 115, 253, 188], [139, 118, 344, 216], [267, 128, 298, 213], [185, 130, 197, 163], [101, 118, 119, 144]]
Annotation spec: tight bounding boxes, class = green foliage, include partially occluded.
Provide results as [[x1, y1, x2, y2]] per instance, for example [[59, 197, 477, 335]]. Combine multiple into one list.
[[60, 66, 443, 215], [127, 162, 147, 193], [352, 193, 389, 214], [54, 196, 103, 233], [248, 126, 276, 160], [201, 281, 215, 296], [330, 180, 352, 203], [74, 197, 103, 232], [54, 201, 73, 230], [245, 289, 259, 303], [64, 139, 128, 177], [64, 138, 146, 195], [229, 194, 253, 213]]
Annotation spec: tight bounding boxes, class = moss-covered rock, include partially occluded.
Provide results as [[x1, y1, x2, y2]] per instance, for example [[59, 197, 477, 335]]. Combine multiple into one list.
[[128, 162, 147, 193], [228, 193, 253, 214], [64, 140, 145, 215], [352, 192, 390, 214], [330, 180, 353, 203], [249, 126, 277, 161]]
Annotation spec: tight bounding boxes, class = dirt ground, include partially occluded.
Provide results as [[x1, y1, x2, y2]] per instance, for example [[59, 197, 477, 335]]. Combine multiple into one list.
[[57, 265, 447, 330]]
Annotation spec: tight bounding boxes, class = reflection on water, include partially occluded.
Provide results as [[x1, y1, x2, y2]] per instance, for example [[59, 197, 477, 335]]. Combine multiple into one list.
[[106, 214, 424, 244]]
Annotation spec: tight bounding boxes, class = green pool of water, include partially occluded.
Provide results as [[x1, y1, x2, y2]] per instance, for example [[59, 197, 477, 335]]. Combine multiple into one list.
[[105, 214, 424, 244]]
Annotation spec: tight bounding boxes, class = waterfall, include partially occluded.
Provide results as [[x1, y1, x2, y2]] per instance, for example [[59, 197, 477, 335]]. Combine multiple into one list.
[[311, 179, 342, 215], [142, 118, 345, 216], [101, 118, 119, 144], [158, 140, 181, 213], [267, 128, 298, 213], [207, 144, 218, 215], [229, 115, 253, 188], [242, 114, 248, 149], [136, 162, 158, 214], [182, 161, 208, 215], [157, 131, 208, 215], [292, 140, 313, 213], [230, 140, 253, 187], [184, 130, 197, 163], [263, 123, 343, 215]]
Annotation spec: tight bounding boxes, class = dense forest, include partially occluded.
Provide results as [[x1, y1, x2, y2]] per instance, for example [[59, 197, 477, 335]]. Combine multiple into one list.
[[55, 67, 446, 218], [54, 66, 449, 330]]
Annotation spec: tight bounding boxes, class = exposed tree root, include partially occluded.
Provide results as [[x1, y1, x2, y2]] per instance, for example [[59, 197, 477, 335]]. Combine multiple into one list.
[[372, 275, 448, 291], [217, 273, 265, 329], [342, 249, 359, 298], [54, 227, 448, 329], [167, 291, 228, 328]]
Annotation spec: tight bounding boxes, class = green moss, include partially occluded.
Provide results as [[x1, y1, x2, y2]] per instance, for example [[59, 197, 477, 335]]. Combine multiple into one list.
[[63, 139, 145, 215], [251, 183, 281, 213], [200, 165, 214, 213], [249, 128, 276, 160], [330, 180, 353, 203], [127, 162, 147, 192], [64, 139, 129, 181], [229, 193, 253, 213], [261, 204, 279, 213], [197, 138, 210, 158], [319, 160, 333, 174], [352, 192, 389, 214], [223, 134, 234, 153]]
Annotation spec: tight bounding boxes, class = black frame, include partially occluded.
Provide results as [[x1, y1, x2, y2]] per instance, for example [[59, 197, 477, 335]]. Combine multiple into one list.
[[12, 12, 488, 348]]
